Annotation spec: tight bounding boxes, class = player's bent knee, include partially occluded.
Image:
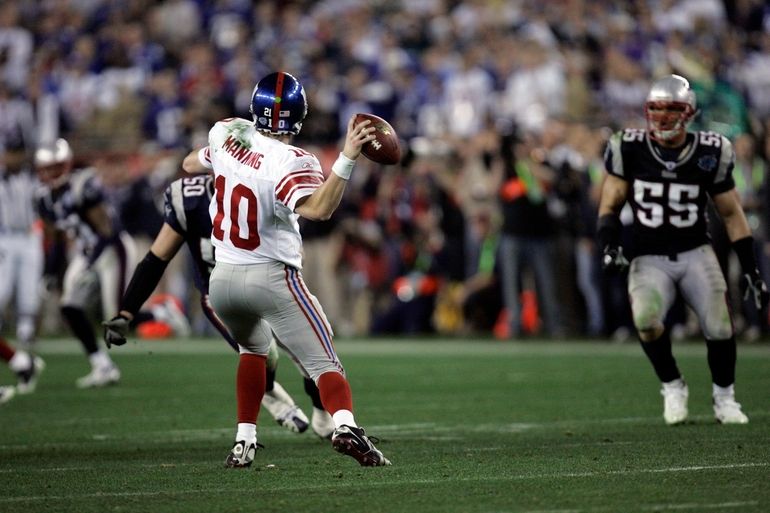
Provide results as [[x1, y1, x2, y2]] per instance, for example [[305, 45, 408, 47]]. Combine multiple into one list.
[[702, 319, 733, 340], [701, 302, 733, 340], [308, 366, 346, 384], [237, 346, 267, 357], [265, 340, 279, 370], [60, 304, 83, 315], [631, 300, 664, 334], [638, 325, 664, 342], [633, 312, 664, 338], [238, 344, 269, 359]]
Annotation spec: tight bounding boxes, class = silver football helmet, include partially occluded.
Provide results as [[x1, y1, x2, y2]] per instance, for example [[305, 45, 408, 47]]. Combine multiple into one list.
[[35, 138, 74, 188], [644, 74, 696, 143]]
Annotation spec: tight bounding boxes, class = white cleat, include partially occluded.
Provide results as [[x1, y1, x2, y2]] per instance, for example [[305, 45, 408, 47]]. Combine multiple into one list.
[[151, 296, 192, 337], [262, 382, 309, 433], [311, 407, 335, 439], [661, 379, 688, 425], [276, 405, 309, 433], [76, 365, 121, 389], [0, 386, 16, 405], [713, 394, 749, 424]]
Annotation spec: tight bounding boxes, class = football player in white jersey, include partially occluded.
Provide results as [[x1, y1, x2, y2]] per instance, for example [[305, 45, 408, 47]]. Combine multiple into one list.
[[103, 173, 334, 438], [35, 139, 137, 388], [183, 71, 390, 467], [0, 136, 45, 402]]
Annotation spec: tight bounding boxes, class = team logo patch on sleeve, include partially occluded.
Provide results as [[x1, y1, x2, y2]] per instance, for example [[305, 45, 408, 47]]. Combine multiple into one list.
[[697, 155, 717, 172]]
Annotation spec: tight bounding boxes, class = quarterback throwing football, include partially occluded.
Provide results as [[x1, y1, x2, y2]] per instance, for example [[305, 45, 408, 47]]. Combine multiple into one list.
[[183, 71, 390, 467]]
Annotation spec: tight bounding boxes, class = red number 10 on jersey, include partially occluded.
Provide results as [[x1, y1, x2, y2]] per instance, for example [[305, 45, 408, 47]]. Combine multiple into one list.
[[212, 175, 261, 250]]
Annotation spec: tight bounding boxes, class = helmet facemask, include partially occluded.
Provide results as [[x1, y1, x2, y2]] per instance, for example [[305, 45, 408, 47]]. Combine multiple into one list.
[[645, 100, 695, 144], [644, 74, 697, 145], [35, 138, 73, 189]]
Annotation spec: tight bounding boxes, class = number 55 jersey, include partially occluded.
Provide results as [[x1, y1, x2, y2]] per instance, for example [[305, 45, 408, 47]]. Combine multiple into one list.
[[197, 117, 325, 269], [604, 128, 735, 257]]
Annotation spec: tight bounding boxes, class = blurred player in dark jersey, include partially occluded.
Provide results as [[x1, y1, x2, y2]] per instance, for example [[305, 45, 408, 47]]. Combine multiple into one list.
[[598, 74, 768, 425], [103, 174, 334, 438], [35, 139, 137, 388]]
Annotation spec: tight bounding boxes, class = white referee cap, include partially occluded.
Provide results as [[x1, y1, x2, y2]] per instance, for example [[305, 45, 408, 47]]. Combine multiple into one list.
[[35, 138, 73, 167]]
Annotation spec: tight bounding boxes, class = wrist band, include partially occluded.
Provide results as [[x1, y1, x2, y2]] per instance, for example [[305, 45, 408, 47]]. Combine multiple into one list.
[[597, 214, 621, 249], [331, 153, 355, 180], [732, 236, 758, 274]]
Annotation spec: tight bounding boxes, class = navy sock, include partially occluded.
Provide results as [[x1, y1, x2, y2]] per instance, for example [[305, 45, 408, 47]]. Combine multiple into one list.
[[706, 338, 736, 387], [61, 306, 99, 355], [304, 377, 324, 410], [639, 329, 681, 383]]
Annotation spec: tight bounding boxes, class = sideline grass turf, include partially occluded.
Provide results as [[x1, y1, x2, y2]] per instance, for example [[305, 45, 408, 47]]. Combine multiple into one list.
[[1, 338, 769, 513]]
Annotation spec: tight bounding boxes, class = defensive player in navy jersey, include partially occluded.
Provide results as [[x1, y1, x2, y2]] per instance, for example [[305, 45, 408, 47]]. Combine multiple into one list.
[[103, 174, 334, 438], [597, 74, 768, 425], [36, 139, 136, 388]]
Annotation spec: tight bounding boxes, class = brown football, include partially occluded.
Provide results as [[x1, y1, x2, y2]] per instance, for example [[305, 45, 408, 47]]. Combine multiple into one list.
[[354, 113, 401, 165]]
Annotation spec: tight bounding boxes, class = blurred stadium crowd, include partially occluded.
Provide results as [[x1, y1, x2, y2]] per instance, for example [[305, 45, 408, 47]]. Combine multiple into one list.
[[2, 0, 770, 341]]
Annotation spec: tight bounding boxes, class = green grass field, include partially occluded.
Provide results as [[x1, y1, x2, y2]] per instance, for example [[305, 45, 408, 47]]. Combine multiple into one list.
[[1, 337, 769, 513]]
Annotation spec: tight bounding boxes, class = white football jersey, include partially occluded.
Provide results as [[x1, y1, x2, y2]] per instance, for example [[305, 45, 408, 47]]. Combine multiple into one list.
[[0, 168, 38, 232], [201, 117, 324, 268]]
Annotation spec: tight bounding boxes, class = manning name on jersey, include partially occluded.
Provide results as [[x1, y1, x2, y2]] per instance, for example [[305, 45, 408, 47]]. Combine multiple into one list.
[[199, 117, 325, 269]]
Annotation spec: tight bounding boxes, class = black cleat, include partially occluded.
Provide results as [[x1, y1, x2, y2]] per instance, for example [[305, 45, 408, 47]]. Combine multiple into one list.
[[331, 425, 391, 466], [16, 356, 45, 394]]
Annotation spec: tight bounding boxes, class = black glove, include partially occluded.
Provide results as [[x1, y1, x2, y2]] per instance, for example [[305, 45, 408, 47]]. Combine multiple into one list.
[[103, 314, 130, 348], [743, 271, 769, 310], [602, 245, 630, 273]]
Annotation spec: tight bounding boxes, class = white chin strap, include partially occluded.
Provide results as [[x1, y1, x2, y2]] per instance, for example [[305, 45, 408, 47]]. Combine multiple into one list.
[[651, 117, 688, 141]]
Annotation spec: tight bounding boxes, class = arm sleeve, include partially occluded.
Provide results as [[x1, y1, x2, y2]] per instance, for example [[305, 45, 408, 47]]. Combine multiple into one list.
[[162, 182, 186, 234], [36, 195, 54, 222], [79, 175, 106, 210], [121, 251, 170, 315], [274, 153, 325, 211], [708, 136, 736, 195], [733, 236, 758, 274], [603, 132, 627, 180], [198, 147, 213, 170]]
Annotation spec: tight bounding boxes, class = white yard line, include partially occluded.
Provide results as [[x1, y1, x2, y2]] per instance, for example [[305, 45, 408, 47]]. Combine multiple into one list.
[[1, 463, 767, 503], [522, 501, 759, 513], [1, 413, 768, 450], [0, 462, 199, 474], [29, 338, 770, 358]]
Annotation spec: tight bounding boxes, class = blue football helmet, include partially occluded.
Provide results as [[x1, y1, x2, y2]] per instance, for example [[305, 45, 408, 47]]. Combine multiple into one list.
[[249, 72, 307, 135]]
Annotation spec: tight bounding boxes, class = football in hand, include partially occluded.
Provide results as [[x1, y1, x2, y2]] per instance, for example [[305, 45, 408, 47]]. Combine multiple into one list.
[[354, 113, 401, 165]]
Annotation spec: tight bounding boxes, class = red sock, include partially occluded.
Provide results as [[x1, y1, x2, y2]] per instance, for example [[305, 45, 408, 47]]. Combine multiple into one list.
[[236, 353, 266, 424], [317, 371, 353, 414], [0, 338, 15, 363]]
